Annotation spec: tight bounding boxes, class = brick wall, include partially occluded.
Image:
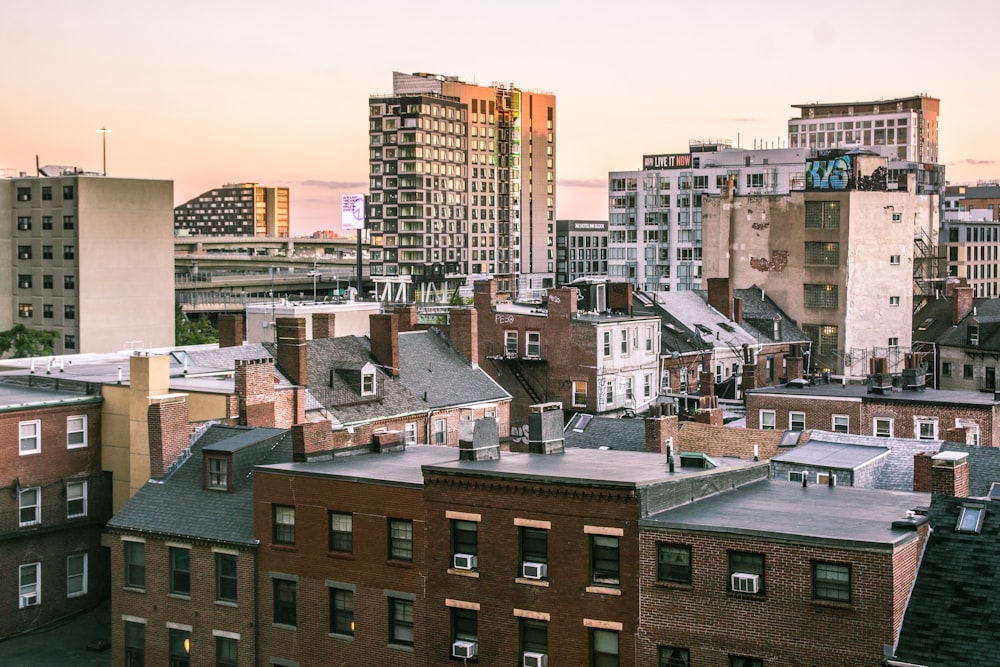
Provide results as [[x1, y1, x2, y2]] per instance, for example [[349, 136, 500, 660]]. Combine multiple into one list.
[[234, 358, 275, 428], [746, 392, 862, 432], [275, 318, 307, 386], [311, 312, 336, 339], [147, 397, 190, 477], [217, 314, 244, 348]]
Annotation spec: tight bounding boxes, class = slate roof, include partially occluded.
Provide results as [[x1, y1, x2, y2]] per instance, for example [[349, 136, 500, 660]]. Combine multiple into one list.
[[938, 298, 1000, 351], [735, 286, 810, 345], [893, 495, 1000, 667], [911, 293, 985, 345], [633, 294, 710, 357], [939, 442, 1000, 498], [106, 425, 291, 545], [772, 440, 890, 470], [397, 330, 510, 409], [563, 414, 647, 451]]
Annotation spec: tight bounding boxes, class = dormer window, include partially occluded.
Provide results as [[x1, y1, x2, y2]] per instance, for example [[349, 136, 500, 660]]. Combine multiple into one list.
[[361, 370, 376, 396], [205, 454, 231, 492], [957, 504, 985, 533], [968, 321, 980, 347]]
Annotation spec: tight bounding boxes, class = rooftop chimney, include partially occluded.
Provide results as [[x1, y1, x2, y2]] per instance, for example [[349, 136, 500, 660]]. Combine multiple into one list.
[[234, 358, 276, 427], [527, 402, 565, 454], [644, 403, 679, 454], [275, 317, 308, 386], [953, 286, 974, 324], [707, 277, 734, 319], [458, 418, 501, 461], [369, 313, 400, 376], [931, 451, 970, 497], [311, 312, 336, 340], [217, 314, 244, 348], [448, 307, 479, 367]]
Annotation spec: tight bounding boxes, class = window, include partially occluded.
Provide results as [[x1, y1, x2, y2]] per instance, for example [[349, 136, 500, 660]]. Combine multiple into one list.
[[526, 331, 541, 358], [42, 245, 53, 259], [329, 512, 353, 553], [591, 628, 619, 667], [451, 607, 478, 658], [957, 504, 986, 533], [17, 216, 32, 231], [805, 201, 840, 229], [759, 410, 776, 430], [273, 505, 295, 545], [812, 561, 851, 602], [215, 552, 237, 602], [18, 303, 34, 319], [169, 627, 190, 667], [20, 419, 41, 454], [361, 370, 376, 396], [657, 543, 691, 584], [389, 518, 413, 561], [729, 551, 764, 594], [659, 647, 690, 667], [67, 415, 87, 448], [42, 187, 52, 201], [404, 422, 417, 444], [124, 541, 145, 589], [389, 597, 414, 647], [18, 274, 32, 289], [434, 418, 447, 444], [64, 275, 76, 289], [273, 577, 297, 627], [65, 335, 76, 350], [207, 456, 228, 491], [964, 364, 974, 379], [788, 411, 806, 431], [124, 620, 145, 666], [215, 636, 237, 667], [17, 245, 32, 260], [43, 275, 53, 289], [917, 419, 938, 440], [330, 586, 354, 636], [804, 242, 839, 265], [19, 487, 41, 526], [890, 254, 901, 265], [804, 284, 838, 309], [63, 215, 75, 230], [730, 657, 763, 667], [17, 187, 31, 201], [572, 380, 588, 407], [452, 519, 478, 568], [63, 185, 75, 200], [889, 296, 900, 307], [603, 331, 611, 356], [67, 480, 88, 518], [520, 526, 548, 576], [42, 304, 53, 319], [63, 304, 76, 320], [169, 547, 191, 596], [874, 417, 893, 438], [19, 562, 40, 608], [67, 553, 88, 597], [521, 617, 548, 661], [969, 323, 980, 346], [505, 331, 518, 357], [63, 245, 75, 260], [832, 415, 849, 433], [42, 214, 53, 228], [591, 534, 620, 586], [620, 329, 629, 354]]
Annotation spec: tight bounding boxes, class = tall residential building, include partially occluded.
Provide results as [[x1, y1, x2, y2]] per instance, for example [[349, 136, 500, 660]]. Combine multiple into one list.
[[2, 170, 175, 354], [173, 182, 290, 237], [555, 219, 608, 286], [788, 94, 940, 163], [367, 71, 556, 302]]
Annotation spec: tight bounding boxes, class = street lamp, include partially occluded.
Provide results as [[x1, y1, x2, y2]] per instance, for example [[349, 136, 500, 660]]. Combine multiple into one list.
[[96, 127, 111, 176]]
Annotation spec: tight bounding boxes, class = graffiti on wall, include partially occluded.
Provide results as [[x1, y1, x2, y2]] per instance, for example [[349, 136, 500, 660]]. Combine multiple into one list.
[[806, 155, 851, 191], [855, 165, 888, 192]]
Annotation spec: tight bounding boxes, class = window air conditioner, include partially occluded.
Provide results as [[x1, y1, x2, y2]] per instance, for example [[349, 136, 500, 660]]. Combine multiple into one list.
[[452, 640, 478, 659], [521, 562, 548, 580], [19, 593, 38, 608], [523, 651, 549, 667], [453, 553, 477, 570], [731, 572, 760, 594]]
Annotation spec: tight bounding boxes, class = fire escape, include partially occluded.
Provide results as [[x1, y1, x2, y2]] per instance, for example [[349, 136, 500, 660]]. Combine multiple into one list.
[[913, 227, 946, 297]]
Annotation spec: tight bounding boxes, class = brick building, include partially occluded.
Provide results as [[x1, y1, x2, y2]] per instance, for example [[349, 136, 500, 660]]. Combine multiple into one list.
[[107, 425, 291, 667], [472, 279, 661, 432], [0, 376, 108, 640], [639, 480, 931, 666], [746, 378, 999, 446]]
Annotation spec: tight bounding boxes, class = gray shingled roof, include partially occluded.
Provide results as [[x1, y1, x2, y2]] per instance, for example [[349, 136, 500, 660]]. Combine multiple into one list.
[[799, 429, 942, 492], [894, 495, 1000, 666], [939, 442, 1000, 498], [397, 330, 510, 408], [563, 414, 647, 451], [938, 299, 1000, 351], [735, 286, 810, 345], [107, 425, 291, 545]]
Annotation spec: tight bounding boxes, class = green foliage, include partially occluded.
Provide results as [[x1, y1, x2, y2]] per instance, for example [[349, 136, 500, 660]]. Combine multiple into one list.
[[175, 304, 218, 346], [0, 324, 59, 358]]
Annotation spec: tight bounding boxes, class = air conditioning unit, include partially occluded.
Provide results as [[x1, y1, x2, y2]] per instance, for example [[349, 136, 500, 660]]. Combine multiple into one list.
[[452, 640, 478, 659], [731, 572, 760, 594], [523, 651, 548, 667], [453, 553, 477, 570], [522, 562, 548, 580], [19, 593, 38, 608]]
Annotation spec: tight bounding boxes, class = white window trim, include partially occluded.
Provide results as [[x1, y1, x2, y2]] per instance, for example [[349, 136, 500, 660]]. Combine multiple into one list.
[[67, 480, 88, 518], [361, 370, 376, 397], [832, 414, 849, 433], [915, 417, 938, 440], [19, 562, 40, 608], [789, 411, 806, 431], [404, 422, 417, 445], [760, 410, 776, 430], [19, 419, 41, 455], [67, 415, 88, 449], [874, 417, 894, 438]]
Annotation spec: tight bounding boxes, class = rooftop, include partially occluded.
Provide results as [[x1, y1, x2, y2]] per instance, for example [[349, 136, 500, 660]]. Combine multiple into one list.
[[750, 381, 998, 407], [772, 440, 890, 470]]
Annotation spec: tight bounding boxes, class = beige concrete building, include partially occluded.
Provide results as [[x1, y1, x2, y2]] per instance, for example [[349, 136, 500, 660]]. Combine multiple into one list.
[[703, 154, 938, 378], [2, 170, 175, 354]]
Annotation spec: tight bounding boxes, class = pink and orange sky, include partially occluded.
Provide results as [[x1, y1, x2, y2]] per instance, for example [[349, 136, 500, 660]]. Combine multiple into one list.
[[3, 0, 997, 236]]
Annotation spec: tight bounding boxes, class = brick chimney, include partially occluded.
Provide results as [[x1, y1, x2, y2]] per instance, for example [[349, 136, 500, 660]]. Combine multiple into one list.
[[733, 296, 743, 324], [953, 286, 974, 324], [786, 349, 804, 381], [369, 313, 400, 376], [147, 396, 190, 477], [312, 313, 336, 340], [607, 282, 633, 313], [474, 279, 497, 313], [234, 358, 276, 428], [644, 404, 680, 454], [275, 317, 308, 386], [742, 363, 758, 393], [291, 421, 334, 461], [931, 451, 970, 497], [394, 305, 418, 332], [527, 402, 565, 454], [546, 287, 577, 320], [217, 314, 244, 348], [448, 307, 478, 367], [707, 277, 734, 319], [912, 451, 935, 492]]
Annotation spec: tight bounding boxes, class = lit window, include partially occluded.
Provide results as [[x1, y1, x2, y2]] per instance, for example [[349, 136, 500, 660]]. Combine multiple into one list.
[[572, 381, 587, 407], [20, 420, 41, 454], [67, 415, 87, 448], [330, 586, 354, 636], [812, 561, 851, 602], [169, 628, 190, 666]]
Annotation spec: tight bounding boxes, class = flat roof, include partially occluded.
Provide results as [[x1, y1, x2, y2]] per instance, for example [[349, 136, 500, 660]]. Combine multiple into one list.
[[257, 444, 457, 487], [641, 480, 929, 549], [750, 382, 998, 407], [0, 380, 100, 410], [772, 441, 890, 469]]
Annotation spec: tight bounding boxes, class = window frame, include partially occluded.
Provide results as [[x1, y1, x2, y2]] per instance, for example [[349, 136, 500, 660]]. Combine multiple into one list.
[[832, 414, 849, 433], [273, 577, 297, 627], [20, 419, 41, 455], [67, 552, 88, 598], [19, 486, 41, 527], [388, 597, 415, 647], [329, 586, 355, 637], [520, 526, 549, 572], [124, 620, 145, 666], [789, 411, 806, 431], [759, 410, 776, 430], [812, 560, 851, 603], [526, 331, 541, 358], [215, 635, 238, 667], [451, 606, 478, 657], [451, 519, 478, 566], [67, 480, 88, 518], [215, 552, 238, 603], [590, 627, 620, 667], [590, 534, 621, 587], [169, 546, 191, 597], [957, 504, 986, 533], [124, 540, 145, 590], [67, 415, 88, 448], [659, 646, 691, 667], [329, 511, 353, 553], [272, 504, 296, 545], [168, 627, 190, 667], [19, 562, 41, 608], [728, 551, 765, 594], [656, 543, 691, 584], [874, 417, 894, 438], [434, 418, 447, 444], [388, 518, 414, 561]]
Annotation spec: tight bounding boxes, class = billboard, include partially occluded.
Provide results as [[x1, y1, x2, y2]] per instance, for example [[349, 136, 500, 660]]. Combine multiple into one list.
[[643, 153, 691, 170], [342, 194, 366, 231]]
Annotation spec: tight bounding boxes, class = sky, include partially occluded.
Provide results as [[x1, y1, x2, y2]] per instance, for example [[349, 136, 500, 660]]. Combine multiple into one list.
[[3, 0, 998, 237]]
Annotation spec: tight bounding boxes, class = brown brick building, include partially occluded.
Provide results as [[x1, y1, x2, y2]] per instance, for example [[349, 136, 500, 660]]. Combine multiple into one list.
[[0, 377, 108, 640]]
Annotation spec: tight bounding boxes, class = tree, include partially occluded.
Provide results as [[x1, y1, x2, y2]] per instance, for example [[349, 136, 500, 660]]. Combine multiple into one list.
[[175, 304, 218, 346], [0, 324, 59, 358]]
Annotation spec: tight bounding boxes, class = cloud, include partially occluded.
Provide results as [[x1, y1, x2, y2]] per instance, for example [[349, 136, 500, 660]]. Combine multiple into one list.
[[557, 178, 606, 189], [951, 159, 996, 166], [727, 117, 760, 123], [300, 179, 369, 190]]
